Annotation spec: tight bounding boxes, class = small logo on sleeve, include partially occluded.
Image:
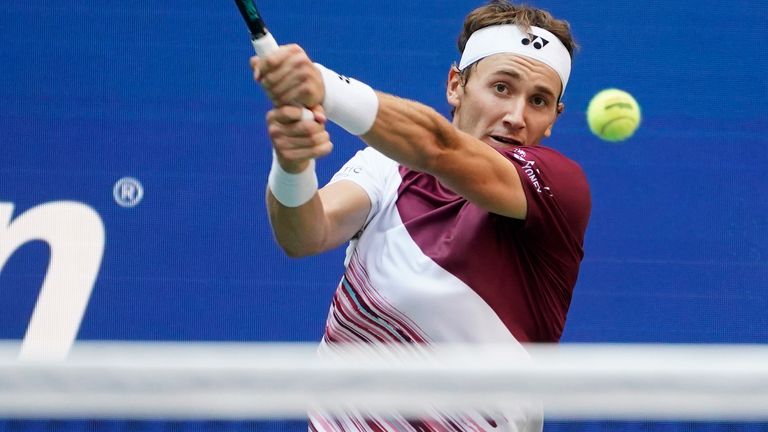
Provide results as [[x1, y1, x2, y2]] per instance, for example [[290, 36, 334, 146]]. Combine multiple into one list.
[[511, 149, 553, 196], [337, 165, 363, 178]]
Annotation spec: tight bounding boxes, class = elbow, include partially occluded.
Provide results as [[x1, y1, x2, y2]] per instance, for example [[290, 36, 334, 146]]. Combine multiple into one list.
[[279, 241, 322, 258], [284, 250, 311, 259], [275, 233, 327, 258], [282, 246, 308, 259]]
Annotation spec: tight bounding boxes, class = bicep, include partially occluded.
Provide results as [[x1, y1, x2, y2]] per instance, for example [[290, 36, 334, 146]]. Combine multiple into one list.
[[317, 179, 372, 251]]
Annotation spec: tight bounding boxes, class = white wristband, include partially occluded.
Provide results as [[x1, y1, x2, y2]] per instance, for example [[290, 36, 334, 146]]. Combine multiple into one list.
[[268, 152, 318, 207], [315, 63, 379, 136]]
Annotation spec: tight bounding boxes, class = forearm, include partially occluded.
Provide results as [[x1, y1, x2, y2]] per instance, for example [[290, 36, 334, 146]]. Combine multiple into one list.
[[266, 192, 328, 257], [362, 92, 457, 175], [316, 64, 460, 177], [265, 154, 327, 257]]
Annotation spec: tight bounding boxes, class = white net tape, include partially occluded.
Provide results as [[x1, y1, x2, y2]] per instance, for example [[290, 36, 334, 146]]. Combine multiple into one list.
[[2, 341, 767, 420]]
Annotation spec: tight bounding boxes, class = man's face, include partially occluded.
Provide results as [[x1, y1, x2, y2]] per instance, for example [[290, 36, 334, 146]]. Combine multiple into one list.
[[447, 53, 564, 148]]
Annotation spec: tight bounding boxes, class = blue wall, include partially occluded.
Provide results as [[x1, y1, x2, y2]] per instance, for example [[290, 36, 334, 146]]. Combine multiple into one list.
[[1, 0, 767, 429]]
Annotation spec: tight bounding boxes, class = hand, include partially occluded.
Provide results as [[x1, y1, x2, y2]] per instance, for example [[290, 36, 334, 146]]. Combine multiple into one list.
[[267, 105, 333, 173], [251, 44, 325, 108]]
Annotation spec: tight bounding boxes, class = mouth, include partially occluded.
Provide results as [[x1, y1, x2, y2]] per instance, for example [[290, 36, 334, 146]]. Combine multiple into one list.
[[490, 135, 523, 146]]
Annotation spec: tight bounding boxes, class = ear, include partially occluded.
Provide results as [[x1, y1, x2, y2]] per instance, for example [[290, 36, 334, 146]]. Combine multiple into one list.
[[544, 102, 565, 138], [446, 66, 462, 109]]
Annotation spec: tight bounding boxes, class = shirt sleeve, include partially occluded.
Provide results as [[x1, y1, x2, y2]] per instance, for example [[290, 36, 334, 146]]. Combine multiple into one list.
[[327, 147, 397, 227], [500, 146, 591, 246]]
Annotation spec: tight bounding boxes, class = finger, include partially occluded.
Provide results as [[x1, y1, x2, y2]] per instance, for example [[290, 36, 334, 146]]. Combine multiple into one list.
[[258, 46, 296, 84], [309, 105, 327, 124], [250, 56, 261, 81], [270, 81, 319, 109], [259, 46, 312, 100], [267, 106, 307, 125], [269, 123, 330, 149], [262, 51, 315, 96], [268, 114, 323, 140], [267, 74, 306, 103], [274, 132, 330, 151], [279, 139, 333, 161], [280, 120, 326, 139]]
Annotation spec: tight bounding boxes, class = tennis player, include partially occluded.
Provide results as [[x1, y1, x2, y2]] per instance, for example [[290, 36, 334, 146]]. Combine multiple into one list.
[[251, 1, 590, 430]]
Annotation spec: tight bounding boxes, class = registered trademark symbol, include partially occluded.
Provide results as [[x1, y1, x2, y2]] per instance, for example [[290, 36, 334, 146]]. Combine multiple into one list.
[[113, 177, 144, 208]]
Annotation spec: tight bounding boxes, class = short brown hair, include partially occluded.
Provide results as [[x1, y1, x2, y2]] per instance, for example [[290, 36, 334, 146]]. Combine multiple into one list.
[[458, 0, 578, 61]]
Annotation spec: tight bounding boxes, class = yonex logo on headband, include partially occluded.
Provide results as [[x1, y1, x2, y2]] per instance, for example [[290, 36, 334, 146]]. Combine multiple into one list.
[[521, 34, 549, 49], [459, 24, 572, 97]]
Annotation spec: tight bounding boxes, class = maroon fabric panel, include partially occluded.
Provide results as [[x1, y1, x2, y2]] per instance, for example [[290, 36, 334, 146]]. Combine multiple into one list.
[[395, 145, 590, 342]]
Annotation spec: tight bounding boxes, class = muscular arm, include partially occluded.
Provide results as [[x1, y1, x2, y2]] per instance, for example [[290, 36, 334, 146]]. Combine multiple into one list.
[[253, 46, 527, 259], [362, 93, 527, 219]]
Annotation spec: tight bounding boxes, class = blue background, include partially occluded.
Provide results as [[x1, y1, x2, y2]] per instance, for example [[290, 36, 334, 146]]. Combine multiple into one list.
[[1, 0, 766, 430]]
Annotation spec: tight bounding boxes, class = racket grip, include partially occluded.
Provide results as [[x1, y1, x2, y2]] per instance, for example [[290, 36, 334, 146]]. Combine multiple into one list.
[[252, 33, 314, 122], [251, 32, 279, 57]]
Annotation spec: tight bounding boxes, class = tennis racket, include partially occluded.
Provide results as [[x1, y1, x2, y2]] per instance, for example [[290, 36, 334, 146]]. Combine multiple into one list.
[[234, 0, 314, 121]]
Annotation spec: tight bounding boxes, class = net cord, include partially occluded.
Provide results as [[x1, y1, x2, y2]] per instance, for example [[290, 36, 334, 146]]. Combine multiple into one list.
[[1, 342, 767, 420]]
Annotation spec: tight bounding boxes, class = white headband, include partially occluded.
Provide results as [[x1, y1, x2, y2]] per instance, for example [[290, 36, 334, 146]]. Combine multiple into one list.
[[459, 24, 571, 97]]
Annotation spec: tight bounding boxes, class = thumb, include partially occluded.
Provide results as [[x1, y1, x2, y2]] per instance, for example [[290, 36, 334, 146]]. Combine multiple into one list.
[[249, 56, 261, 80], [310, 105, 327, 124]]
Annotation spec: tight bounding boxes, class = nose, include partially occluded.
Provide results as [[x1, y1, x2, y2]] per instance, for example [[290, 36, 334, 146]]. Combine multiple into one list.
[[502, 98, 526, 130]]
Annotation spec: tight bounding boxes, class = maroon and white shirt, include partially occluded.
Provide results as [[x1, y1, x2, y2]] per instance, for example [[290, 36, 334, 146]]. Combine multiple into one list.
[[312, 145, 591, 432]]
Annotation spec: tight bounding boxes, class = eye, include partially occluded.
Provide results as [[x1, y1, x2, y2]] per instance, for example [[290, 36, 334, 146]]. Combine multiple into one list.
[[531, 95, 549, 107], [494, 83, 509, 94]]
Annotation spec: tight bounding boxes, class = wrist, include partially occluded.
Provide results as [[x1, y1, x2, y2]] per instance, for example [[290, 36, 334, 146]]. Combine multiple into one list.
[[275, 155, 310, 174], [314, 63, 379, 136], [268, 152, 318, 207]]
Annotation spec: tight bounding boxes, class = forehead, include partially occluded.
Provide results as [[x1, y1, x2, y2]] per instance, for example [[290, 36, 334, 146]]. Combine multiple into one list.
[[473, 53, 562, 96]]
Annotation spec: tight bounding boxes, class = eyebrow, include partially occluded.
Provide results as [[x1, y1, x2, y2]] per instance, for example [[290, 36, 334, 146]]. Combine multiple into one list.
[[490, 69, 558, 100]]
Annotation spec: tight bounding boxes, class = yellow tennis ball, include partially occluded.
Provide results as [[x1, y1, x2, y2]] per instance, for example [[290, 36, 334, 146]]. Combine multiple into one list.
[[587, 89, 641, 142]]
